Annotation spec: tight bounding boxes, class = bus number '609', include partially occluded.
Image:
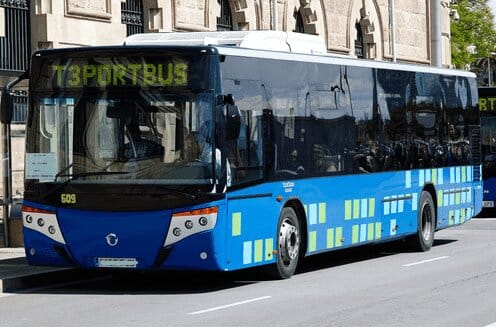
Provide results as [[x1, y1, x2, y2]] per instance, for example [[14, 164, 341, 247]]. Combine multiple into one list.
[[61, 194, 76, 204]]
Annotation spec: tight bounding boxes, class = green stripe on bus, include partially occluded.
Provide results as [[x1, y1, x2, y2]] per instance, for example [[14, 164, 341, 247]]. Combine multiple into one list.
[[335, 227, 343, 247], [352, 225, 359, 243], [353, 199, 360, 219], [367, 223, 374, 240], [232, 212, 241, 236], [265, 238, 273, 261], [432, 169, 437, 185], [327, 228, 334, 248], [254, 239, 263, 263], [368, 198, 375, 217], [375, 222, 382, 239], [345, 200, 352, 220], [319, 203, 326, 223], [449, 210, 454, 225], [437, 190, 443, 207], [456, 192, 461, 205], [462, 166, 466, 182], [309, 231, 317, 252]]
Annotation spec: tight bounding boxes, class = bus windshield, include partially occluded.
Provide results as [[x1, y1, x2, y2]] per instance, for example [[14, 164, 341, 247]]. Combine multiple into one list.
[[26, 90, 218, 186], [25, 51, 222, 192]]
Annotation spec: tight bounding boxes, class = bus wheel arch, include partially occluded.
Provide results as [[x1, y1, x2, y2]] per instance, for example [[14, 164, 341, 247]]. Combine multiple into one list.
[[284, 199, 308, 258], [267, 199, 306, 279], [409, 185, 437, 251]]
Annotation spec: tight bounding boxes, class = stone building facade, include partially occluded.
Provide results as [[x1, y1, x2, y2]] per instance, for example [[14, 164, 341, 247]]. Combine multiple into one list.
[[27, 0, 453, 65]]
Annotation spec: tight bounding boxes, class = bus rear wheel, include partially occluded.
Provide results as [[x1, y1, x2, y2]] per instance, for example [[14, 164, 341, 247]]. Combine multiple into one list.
[[409, 190, 435, 251], [268, 207, 301, 279]]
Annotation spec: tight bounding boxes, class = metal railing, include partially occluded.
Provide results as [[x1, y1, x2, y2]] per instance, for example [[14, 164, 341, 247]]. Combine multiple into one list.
[[217, 0, 233, 31], [121, 0, 144, 36], [0, 0, 30, 72], [11, 91, 28, 124]]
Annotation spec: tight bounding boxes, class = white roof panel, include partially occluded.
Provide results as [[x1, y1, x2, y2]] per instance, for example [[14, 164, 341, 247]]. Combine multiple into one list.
[[123, 31, 327, 54]]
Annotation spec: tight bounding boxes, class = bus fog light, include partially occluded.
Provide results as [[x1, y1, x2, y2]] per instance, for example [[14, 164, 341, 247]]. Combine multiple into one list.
[[199, 217, 208, 226], [200, 252, 207, 260], [29, 248, 36, 256], [185, 220, 193, 229], [48, 226, 56, 234], [26, 215, 33, 224], [173, 227, 182, 237], [37, 218, 45, 227]]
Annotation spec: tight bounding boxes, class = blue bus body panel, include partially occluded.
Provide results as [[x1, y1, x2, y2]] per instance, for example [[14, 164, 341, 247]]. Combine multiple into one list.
[[23, 200, 229, 271], [22, 165, 481, 272], [224, 165, 481, 271], [56, 207, 171, 268], [483, 177, 496, 206]]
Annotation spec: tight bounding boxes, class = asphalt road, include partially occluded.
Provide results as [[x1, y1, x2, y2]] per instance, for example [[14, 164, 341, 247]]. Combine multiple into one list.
[[0, 218, 495, 326]]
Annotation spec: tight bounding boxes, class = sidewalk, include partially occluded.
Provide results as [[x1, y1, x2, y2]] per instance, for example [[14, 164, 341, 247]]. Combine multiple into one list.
[[0, 224, 76, 293], [0, 247, 74, 293]]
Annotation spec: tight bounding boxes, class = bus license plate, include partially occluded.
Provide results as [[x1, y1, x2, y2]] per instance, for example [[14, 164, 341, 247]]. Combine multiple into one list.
[[483, 201, 495, 208], [97, 257, 138, 268]]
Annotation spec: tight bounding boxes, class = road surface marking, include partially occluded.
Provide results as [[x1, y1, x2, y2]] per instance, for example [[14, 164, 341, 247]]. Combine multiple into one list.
[[188, 296, 271, 315], [484, 322, 496, 327], [403, 256, 449, 267]]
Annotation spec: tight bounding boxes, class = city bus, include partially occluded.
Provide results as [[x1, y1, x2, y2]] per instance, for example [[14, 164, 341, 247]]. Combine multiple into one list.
[[478, 87, 495, 214], [0, 31, 482, 279]]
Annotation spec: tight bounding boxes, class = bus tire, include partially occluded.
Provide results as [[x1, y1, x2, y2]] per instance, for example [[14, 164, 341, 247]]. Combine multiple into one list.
[[268, 207, 301, 279], [409, 190, 435, 251]]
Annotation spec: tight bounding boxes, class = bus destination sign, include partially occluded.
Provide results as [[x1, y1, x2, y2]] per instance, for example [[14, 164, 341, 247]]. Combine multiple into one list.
[[51, 61, 188, 88]]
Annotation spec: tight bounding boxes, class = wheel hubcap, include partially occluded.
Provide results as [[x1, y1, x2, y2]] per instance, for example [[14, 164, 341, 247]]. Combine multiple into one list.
[[421, 203, 432, 240], [279, 219, 300, 265]]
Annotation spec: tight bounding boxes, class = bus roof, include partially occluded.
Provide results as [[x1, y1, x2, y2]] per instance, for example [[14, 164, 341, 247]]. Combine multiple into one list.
[[123, 30, 328, 54], [123, 31, 475, 78]]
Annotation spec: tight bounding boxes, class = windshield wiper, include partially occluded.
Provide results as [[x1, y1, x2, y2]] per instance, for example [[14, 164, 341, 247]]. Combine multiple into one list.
[[155, 186, 199, 200], [56, 171, 130, 179]]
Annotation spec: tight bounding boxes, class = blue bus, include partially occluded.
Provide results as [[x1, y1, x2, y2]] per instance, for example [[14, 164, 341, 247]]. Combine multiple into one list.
[[478, 87, 495, 214], [1, 31, 482, 278]]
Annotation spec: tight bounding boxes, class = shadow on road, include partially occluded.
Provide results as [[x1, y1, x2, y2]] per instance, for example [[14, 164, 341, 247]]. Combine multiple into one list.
[[13, 238, 458, 296]]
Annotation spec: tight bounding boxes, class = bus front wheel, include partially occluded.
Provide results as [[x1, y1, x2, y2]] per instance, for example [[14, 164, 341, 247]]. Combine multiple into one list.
[[409, 190, 436, 251], [268, 207, 301, 279]]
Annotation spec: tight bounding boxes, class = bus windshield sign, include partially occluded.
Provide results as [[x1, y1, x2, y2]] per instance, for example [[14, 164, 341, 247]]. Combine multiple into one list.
[[33, 54, 211, 91], [51, 62, 188, 88]]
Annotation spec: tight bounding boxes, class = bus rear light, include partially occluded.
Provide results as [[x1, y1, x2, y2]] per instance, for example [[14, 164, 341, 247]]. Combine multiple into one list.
[[164, 206, 218, 246], [23, 206, 66, 245]]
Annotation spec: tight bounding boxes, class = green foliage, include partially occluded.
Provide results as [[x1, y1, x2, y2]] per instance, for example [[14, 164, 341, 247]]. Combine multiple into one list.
[[451, 0, 496, 69]]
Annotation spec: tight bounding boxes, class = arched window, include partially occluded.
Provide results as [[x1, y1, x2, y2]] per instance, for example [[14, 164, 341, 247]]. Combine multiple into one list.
[[354, 22, 364, 58], [217, 0, 234, 31], [294, 9, 305, 33]]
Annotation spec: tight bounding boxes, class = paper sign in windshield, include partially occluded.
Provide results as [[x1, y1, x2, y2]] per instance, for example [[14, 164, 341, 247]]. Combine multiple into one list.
[[26, 153, 56, 180]]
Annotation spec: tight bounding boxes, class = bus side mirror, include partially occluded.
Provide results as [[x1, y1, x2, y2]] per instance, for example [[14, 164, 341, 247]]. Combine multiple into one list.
[[226, 104, 240, 140], [216, 94, 235, 106], [0, 89, 13, 124]]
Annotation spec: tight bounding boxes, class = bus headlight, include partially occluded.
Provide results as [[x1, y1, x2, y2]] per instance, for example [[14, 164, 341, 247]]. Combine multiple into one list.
[[163, 206, 218, 246], [22, 205, 66, 245]]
